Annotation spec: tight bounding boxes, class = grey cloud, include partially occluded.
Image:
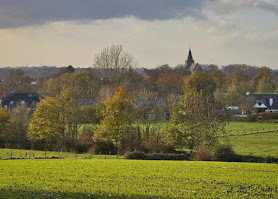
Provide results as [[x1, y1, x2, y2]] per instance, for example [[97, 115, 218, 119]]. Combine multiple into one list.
[[211, 0, 278, 15], [256, 1, 278, 15], [0, 0, 210, 28]]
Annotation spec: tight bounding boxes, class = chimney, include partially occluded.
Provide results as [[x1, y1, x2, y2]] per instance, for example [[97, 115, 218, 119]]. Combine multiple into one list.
[[269, 98, 273, 107]]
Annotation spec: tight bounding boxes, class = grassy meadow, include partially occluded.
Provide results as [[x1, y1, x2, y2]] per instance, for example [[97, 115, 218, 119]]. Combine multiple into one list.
[[0, 159, 277, 198], [0, 121, 278, 198], [226, 132, 278, 158], [226, 122, 278, 135]]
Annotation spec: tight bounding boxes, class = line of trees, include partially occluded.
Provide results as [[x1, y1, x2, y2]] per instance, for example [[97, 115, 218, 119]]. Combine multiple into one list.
[[0, 44, 277, 156], [0, 73, 228, 156]]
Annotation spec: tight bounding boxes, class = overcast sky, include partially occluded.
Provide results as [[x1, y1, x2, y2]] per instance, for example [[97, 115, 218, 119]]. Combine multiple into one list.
[[0, 0, 277, 68]]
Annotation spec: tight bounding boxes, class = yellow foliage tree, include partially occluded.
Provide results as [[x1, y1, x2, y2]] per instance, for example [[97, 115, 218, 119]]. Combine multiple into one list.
[[28, 96, 64, 150], [93, 85, 136, 153]]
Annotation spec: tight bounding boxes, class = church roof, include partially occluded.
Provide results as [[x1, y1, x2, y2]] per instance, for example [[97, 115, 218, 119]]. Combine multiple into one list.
[[189, 63, 202, 73]]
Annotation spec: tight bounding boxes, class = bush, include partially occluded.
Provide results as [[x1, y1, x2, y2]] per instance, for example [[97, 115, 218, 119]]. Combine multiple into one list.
[[76, 129, 94, 153], [125, 152, 148, 160], [257, 115, 263, 122], [193, 149, 213, 161], [247, 113, 278, 122], [247, 114, 257, 122], [230, 116, 247, 122], [125, 152, 189, 161], [213, 144, 235, 162], [92, 141, 116, 155]]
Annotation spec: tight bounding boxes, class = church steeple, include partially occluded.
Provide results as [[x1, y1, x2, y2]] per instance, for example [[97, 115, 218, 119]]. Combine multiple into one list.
[[185, 48, 194, 68]]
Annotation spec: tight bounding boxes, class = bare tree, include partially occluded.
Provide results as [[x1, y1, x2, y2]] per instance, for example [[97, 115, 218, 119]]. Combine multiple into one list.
[[93, 45, 138, 81]]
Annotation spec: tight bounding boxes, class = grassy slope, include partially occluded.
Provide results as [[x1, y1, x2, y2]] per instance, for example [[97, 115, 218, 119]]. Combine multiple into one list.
[[227, 132, 278, 158], [226, 122, 278, 134], [0, 159, 277, 198]]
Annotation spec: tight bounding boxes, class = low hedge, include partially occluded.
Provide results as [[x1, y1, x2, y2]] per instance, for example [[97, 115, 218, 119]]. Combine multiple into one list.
[[125, 152, 189, 161], [247, 113, 278, 122], [126, 150, 278, 163]]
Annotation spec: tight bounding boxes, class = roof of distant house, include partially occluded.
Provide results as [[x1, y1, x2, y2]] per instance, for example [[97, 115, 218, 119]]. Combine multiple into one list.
[[1, 92, 45, 109], [142, 69, 157, 78]]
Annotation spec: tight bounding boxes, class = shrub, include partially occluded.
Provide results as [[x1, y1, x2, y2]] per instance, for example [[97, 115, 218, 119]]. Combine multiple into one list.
[[125, 152, 147, 160], [125, 152, 189, 161], [230, 116, 247, 122], [76, 129, 94, 153], [257, 116, 263, 122], [193, 149, 213, 161], [92, 141, 116, 155], [247, 113, 278, 122], [247, 114, 257, 122], [148, 153, 188, 160], [213, 144, 235, 162]]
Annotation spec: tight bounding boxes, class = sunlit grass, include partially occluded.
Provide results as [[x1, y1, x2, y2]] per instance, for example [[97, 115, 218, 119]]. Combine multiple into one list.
[[0, 159, 277, 198]]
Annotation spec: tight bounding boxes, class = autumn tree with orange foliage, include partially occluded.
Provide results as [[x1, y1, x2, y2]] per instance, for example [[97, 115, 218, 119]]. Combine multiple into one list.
[[156, 70, 183, 95]]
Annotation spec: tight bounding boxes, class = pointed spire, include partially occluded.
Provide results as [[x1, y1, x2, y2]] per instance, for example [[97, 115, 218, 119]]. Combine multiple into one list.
[[185, 47, 194, 67], [187, 49, 194, 62]]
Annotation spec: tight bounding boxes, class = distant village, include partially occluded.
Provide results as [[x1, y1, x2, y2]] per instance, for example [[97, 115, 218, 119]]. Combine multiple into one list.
[[1, 48, 278, 116]]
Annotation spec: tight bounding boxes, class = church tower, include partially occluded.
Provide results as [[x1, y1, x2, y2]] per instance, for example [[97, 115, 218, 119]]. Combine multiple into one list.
[[185, 48, 194, 68]]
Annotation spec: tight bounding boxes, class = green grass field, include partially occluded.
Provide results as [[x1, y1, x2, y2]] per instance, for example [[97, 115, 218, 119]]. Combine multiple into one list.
[[0, 122, 278, 198], [227, 132, 278, 158], [0, 159, 277, 198], [226, 122, 278, 135]]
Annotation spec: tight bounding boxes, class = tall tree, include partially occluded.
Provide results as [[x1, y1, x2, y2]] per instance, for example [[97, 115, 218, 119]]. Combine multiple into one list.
[[39, 71, 99, 99], [184, 71, 216, 96], [3, 68, 24, 91], [167, 90, 226, 152], [227, 71, 252, 106], [93, 45, 137, 83], [252, 67, 276, 93], [6, 104, 31, 149], [156, 70, 183, 96], [93, 86, 136, 153], [28, 96, 65, 151]]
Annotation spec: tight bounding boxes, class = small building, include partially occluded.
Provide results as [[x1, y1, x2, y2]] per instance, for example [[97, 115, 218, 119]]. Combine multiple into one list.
[[1, 92, 45, 110], [245, 93, 278, 113]]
